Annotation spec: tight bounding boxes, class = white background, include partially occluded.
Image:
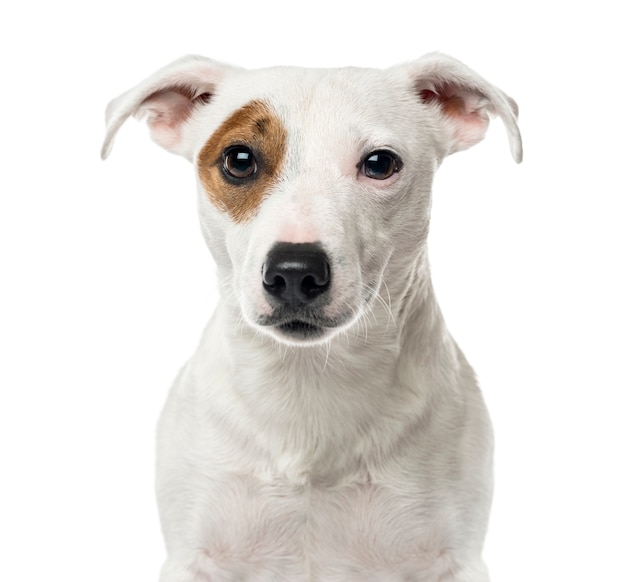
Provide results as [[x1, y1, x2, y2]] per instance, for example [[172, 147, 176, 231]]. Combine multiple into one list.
[[1, 1, 624, 581]]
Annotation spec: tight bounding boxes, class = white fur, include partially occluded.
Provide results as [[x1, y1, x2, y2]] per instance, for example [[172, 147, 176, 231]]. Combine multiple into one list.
[[103, 54, 522, 581]]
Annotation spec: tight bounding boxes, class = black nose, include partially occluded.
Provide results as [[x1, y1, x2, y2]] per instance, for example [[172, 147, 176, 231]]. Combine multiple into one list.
[[263, 243, 331, 307]]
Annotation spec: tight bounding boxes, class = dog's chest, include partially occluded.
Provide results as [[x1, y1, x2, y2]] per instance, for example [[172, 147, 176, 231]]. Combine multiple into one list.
[[195, 472, 450, 579]]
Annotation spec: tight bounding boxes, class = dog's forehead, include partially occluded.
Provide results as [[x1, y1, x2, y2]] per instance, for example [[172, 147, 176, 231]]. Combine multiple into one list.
[[251, 65, 410, 124], [208, 66, 413, 136]]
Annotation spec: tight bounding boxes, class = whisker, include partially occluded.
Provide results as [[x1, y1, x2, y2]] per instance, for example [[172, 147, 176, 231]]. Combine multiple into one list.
[[321, 337, 332, 374], [380, 279, 396, 328], [363, 279, 396, 335]]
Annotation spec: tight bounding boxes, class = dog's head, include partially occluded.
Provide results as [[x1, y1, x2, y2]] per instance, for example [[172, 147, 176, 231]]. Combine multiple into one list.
[[103, 55, 521, 346]]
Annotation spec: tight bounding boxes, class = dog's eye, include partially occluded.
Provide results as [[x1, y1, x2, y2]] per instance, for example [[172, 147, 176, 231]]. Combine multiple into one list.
[[360, 150, 402, 180], [222, 146, 257, 180]]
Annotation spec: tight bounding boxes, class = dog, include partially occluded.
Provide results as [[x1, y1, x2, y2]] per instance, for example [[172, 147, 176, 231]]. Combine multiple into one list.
[[102, 53, 522, 581]]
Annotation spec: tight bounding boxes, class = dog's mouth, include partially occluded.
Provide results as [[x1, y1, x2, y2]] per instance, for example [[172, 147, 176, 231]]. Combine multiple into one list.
[[276, 319, 325, 340], [257, 311, 345, 344], [254, 281, 383, 345]]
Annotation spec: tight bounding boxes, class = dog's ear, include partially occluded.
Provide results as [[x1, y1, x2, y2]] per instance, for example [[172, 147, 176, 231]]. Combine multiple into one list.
[[101, 55, 237, 161], [405, 53, 522, 163]]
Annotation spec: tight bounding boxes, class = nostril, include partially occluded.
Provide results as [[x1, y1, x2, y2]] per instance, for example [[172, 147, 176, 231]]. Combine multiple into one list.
[[301, 272, 329, 300], [301, 275, 316, 295], [264, 273, 287, 295]]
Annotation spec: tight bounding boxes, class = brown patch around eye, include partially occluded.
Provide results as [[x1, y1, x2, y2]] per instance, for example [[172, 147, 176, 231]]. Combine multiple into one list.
[[196, 100, 287, 223]]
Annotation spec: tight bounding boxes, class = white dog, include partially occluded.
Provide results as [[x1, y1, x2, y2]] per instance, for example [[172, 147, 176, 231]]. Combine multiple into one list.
[[103, 53, 522, 581]]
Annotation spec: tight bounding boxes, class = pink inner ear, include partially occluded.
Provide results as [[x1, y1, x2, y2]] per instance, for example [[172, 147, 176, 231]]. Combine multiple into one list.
[[140, 88, 210, 152], [420, 85, 483, 118], [420, 84, 489, 152]]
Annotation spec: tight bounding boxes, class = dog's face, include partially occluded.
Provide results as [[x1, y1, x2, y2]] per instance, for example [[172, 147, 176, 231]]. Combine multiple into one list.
[[195, 67, 440, 345], [103, 55, 521, 345]]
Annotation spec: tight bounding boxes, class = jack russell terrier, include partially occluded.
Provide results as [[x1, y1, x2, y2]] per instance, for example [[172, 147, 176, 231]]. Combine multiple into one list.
[[102, 53, 522, 581]]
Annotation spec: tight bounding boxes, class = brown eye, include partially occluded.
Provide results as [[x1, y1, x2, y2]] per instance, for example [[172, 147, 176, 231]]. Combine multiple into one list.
[[222, 146, 257, 180], [360, 150, 402, 180]]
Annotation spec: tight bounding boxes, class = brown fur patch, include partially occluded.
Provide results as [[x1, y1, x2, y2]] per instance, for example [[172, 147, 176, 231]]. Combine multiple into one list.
[[197, 100, 287, 223]]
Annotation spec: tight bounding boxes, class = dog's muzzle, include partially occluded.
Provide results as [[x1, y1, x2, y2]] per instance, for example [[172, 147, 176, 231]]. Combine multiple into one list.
[[261, 242, 332, 341]]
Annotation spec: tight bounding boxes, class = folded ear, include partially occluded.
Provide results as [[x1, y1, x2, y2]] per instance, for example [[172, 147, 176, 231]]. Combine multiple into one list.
[[101, 55, 237, 160], [406, 53, 522, 163]]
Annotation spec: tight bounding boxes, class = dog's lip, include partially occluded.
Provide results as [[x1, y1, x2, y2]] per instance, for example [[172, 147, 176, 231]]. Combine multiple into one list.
[[257, 313, 343, 330], [277, 320, 324, 336], [256, 313, 344, 341]]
